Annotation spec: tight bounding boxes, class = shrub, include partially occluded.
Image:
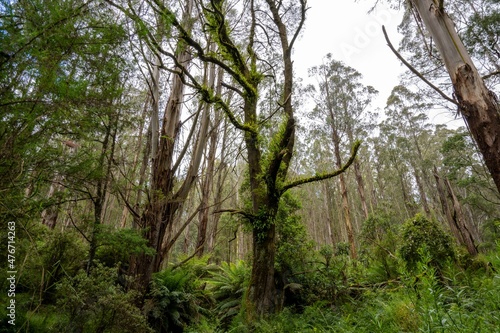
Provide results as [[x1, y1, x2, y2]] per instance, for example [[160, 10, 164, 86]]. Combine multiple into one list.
[[399, 214, 455, 273], [56, 263, 152, 333], [360, 214, 400, 282]]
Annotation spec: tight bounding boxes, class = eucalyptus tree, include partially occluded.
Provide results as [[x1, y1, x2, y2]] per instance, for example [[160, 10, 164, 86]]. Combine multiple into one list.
[[438, 128, 500, 252], [381, 0, 500, 192], [376, 86, 481, 254], [308, 57, 378, 258], [115, 0, 360, 316], [105, 0, 220, 290], [383, 86, 436, 215]]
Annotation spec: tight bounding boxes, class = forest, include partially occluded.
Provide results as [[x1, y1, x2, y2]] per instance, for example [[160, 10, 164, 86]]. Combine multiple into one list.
[[1, 0, 499, 332]]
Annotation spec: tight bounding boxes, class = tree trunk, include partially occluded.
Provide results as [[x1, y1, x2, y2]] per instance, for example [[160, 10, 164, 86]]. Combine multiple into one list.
[[410, 0, 500, 193], [130, 0, 197, 291], [87, 107, 119, 274], [444, 178, 478, 256], [346, 128, 369, 220], [248, 222, 278, 315], [120, 96, 148, 228], [330, 125, 356, 258], [196, 62, 219, 257], [41, 142, 78, 229], [207, 116, 228, 253], [413, 167, 431, 215], [433, 166, 478, 255], [41, 172, 63, 229], [323, 181, 338, 245], [353, 160, 370, 220], [323, 68, 357, 258]]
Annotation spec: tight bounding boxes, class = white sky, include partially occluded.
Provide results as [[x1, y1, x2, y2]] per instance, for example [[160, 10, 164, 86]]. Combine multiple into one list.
[[293, 0, 463, 128]]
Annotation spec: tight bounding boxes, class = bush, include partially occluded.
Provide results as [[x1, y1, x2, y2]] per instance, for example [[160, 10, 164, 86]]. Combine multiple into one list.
[[21, 227, 87, 304], [399, 214, 455, 273], [360, 214, 400, 282], [56, 263, 152, 333]]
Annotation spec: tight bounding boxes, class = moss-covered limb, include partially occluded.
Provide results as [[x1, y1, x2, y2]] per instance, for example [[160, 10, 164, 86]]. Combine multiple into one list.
[[147, 0, 255, 96], [203, 0, 261, 97], [154, 51, 253, 135], [281, 140, 362, 193], [214, 209, 256, 221], [247, 0, 257, 69], [206, 0, 246, 70], [117, 0, 260, 135], [263, 116, 294, 193], [210, 91, 256, 134], [221, 81, 244, 97]]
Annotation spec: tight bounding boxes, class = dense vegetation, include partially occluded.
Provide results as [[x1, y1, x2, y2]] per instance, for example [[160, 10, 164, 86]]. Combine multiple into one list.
[[1, 0, 499, 332]]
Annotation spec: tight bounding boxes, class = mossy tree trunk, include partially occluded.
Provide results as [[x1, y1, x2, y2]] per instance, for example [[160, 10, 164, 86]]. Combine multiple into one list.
[[127, 0, 359, 317]]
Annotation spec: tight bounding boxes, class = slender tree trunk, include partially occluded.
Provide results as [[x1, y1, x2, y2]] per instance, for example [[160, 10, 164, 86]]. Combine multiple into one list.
[[120, 97, 148, 228], [131, 0, 197, 291], [196, 62, 219, 257], [207, 117, 228, 253], [346, 129, 369, 220], [196, 145, 215, 257], [330, 127, 356, 258], [444, 178, 478, 255], [395, 163, 415, 218], [133, 118, 151, 229], [323, 181, 337, 245], [413, 167, 431, 215], [353, 159, 369, 219], [41, 172, 64, 229], [433, 167, 478, 255], [410, 0, 500, 193], [87, 107, 119, 274], [433, 166, 462, 243], [323, 71, 356, 257], [41, 143, 77, 229]]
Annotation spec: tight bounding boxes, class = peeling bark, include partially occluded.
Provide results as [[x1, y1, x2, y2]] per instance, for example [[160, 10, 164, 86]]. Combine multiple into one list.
[[433, 166, 478, 255], [410, 0, 500, 193]]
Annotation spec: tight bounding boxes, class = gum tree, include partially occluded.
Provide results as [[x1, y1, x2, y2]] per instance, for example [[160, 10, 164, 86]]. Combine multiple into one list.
[[382, 0, 500, 192], [120, 0, 360, 316], [309, 57, 378, 258]]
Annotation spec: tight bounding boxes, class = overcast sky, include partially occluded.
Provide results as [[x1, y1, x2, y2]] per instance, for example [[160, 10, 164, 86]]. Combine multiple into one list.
[[293, 0, 463, 128]]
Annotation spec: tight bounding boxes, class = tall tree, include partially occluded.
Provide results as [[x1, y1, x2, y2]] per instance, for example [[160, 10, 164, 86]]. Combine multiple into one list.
[[308, 57, 378, 257], [117, 0, 361, 316], [384, 0, 500, 192]]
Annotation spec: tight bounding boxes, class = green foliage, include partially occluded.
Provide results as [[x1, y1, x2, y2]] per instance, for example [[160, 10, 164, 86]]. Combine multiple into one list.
[[219, 248, 500, 332], [399, 214, 455, 273], [206, 260, 249, 330], [360, 214, 400, 281], [56, 263, 152, 333], [145, 261, 213, 333], [275, 192, 312, 273], [303, 251, 354, 306], [95, 226, 155, 268], [16, 227, 87, 304]]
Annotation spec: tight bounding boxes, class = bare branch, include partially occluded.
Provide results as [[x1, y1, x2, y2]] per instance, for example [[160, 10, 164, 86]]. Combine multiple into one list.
[[382, 25, 458, 106]]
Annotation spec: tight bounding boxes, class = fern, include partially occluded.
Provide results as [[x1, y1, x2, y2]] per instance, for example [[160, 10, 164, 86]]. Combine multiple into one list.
[[207, 260, 249, 330]]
